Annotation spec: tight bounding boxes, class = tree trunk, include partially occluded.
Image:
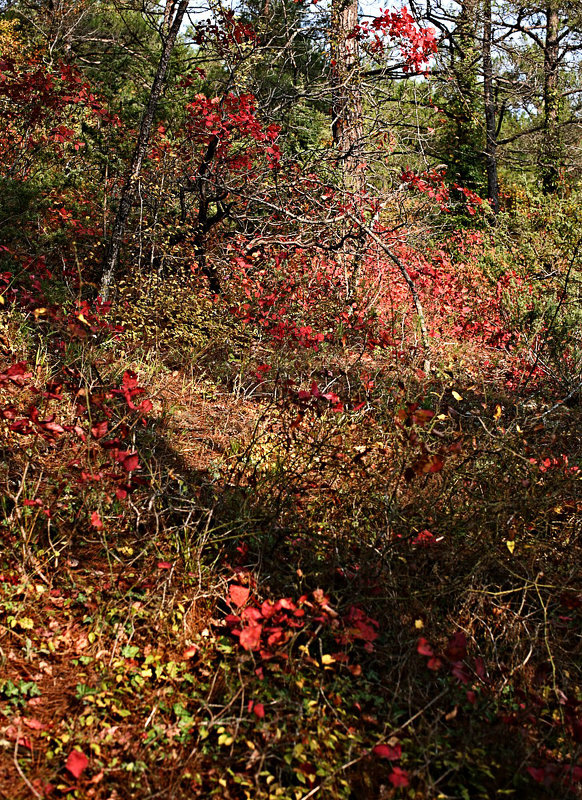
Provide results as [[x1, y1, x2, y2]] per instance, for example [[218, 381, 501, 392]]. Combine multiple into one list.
[[449, 0, 482, 188], [482, 0, 498, 213], [100, 0, 189, 300], [329, 0, 364, 300], [330, 0, 363, 193], [541, 1, 560, 194]]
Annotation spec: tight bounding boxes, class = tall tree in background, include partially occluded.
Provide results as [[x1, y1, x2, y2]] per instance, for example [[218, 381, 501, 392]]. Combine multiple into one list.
[[483, 0, 499, 211], [100, 0, 189, 300], [327, 0, 364, 300], [496, 0, 582, 193], [234, 0, 328, 154], [330, 0, 364, 192], [541, 0, 560, 192], [423, 0, 484, 188]]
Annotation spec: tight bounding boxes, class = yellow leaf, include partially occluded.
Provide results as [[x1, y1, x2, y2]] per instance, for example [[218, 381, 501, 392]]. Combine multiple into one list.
[[321, 654, 336, 665], [414, 619, 424, 629], [506, 540, 515, 554], [452, 390, 463, 401], [494, 404, 502, 421], [77, 313, 90, 325]]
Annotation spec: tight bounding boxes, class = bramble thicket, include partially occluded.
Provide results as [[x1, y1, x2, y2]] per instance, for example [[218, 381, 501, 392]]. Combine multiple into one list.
[[0, 1, 581, 798]]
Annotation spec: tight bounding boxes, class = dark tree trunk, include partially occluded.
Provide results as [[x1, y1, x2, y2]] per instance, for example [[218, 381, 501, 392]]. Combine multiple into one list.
[[483, 0, 498, 213], [541, 1, 560, 194], [100, 0, 189, 300]]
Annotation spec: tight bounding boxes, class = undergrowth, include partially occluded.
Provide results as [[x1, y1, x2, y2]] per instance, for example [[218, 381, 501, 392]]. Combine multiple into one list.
[[0, 221, 581, 799]]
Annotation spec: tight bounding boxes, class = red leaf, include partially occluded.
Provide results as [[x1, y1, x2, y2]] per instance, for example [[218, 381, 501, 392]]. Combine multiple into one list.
[[412, 529, 435, 546], [121, 370, 139, 390], [91, 421, 108, 439], [373, 743, 402, 760], [23, 717, 48, 731], [65, 749, 88, 780], [446, 632, 467, 661], [474, 656, 486, 679], [261, 600, 276, 618], [417, 637, 433, 657], [157, 561, 172, 570], [90, 511, 103, 529], [239, 623, 262, 651], [41, 421, 65, 436], [229, 584, 250, 607], [452, 661, 470, 683], [427, 454, 444, 473], [253, 702, 265, 719], [388, 767, 409, 788], [267, 628, 286, 647], [122, 453, 139, 472], [242, 606, 262, 622], [412, 408, 435, 426], [527, 767, 546, 784]]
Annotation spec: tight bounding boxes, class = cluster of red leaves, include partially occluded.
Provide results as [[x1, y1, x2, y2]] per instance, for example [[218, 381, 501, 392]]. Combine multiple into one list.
[[293, 380, 343, 413], [192, 92, 278, 146], [417, 632, 476, 685], [507, 687, 582, 791], [224, 582, 413, 787], [365, 230, 527, 358], [0, 357, 151, 504], [0, 251, 120, 339], [224, 583, 379, 665], [401, 168, 451, 209], [353, 7, 437, 74], [147, 94, 274, 173], [527, 763, 582, 791], [190, 7, 257, 51], [44, 192, 103, 241], [0, 249, 153, 520], [0, 56, 118, 178], [529, 453, 579, 476], [228, 248, 391, 352], [401, 168, 484, 214], [371, 743, 409, 787]]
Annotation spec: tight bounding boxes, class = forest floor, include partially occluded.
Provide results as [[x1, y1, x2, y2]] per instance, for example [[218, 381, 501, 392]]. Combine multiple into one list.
[[0, 269, 581, 800]]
